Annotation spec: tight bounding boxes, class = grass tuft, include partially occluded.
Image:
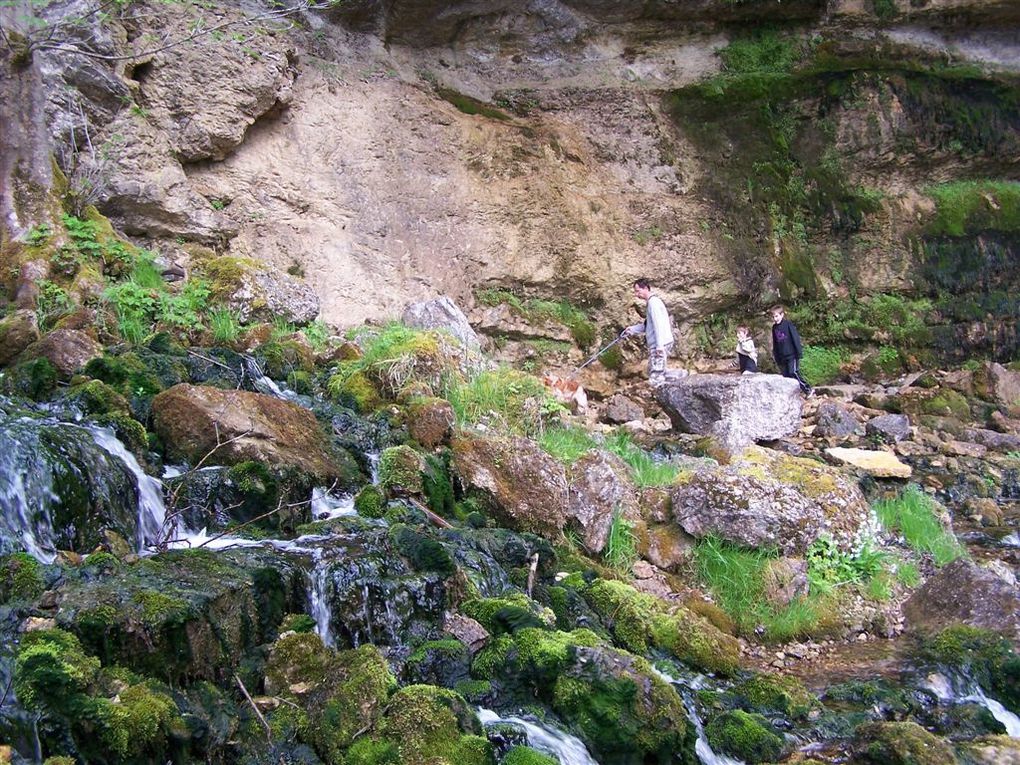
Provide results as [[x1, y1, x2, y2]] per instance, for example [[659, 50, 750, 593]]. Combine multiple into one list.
[[603, 431, 680, 488], [874, 485, 967, 566]]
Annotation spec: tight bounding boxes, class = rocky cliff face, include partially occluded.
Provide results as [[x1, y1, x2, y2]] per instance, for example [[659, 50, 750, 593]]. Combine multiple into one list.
[[1, 0, 1017, 353]]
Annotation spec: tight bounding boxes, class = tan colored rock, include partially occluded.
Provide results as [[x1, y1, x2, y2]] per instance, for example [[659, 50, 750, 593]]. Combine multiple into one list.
[[18, 329, 102, 378], [451, 430, 567, 538], [151, 383, 352, 485], [825, 447, 913, 478], [638, 523, 693, 572], [942, 440, 988, 459], [443, 611, 489, 652], [407, 397, 456, 448], [21, 616, 57, 632], [763, 557, 809, 608]]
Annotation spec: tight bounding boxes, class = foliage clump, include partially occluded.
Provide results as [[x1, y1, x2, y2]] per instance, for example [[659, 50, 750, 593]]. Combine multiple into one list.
[[705, 710, 784, 764]]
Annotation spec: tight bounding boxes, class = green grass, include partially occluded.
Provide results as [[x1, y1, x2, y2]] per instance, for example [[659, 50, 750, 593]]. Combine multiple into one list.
[[925, 180, 1020, 237], [539, 427, 597, 464], [445, 367, 560, 437], [603, 431, 680, 488], [693, 536, 828, 643], [209, 308, 241, 345], [475, 290, 595, 348], [874, 485, 967, 566], [603, 508, 638, 573]]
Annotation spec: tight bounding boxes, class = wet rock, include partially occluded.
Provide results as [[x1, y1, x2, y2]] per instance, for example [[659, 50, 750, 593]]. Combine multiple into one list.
[[443, 611, 489, 652], [990, 410, 1020, 434], [603, 393, 644, 424], [0, 309, 40, 367], [866, 413, 912, 443], [904, 558, 1020, 644], [451, 430, 567, 538], [671, 447, 873, 555], [763, 557, 809, 608], [815, 402, 858, 439], [825, 447, 913, 478], [961, 426, 1020, 453], [152, 383, 361, 488], [566, 450, 636, 554], [402, 296, 480, 350], [18, 329, 102, 379], [960, 735, 1020, 764], [851, 721, 958, 765], [654, 373, 803, 454], [407, 397, 456, 448]]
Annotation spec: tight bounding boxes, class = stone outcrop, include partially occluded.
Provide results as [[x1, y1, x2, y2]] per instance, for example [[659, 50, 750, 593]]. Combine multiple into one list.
[[904, 558, 1020, 645], [825, 447, 913, 478], [151, 383, 358, 486], [402, 296, 480, 350], [566, 449, 637, 554], [451, 430, 567, 538], [655, 374, 803, 453], [670, 447, 874, 555], [17, 329, 102, 379], [603, 393, 644, 424]]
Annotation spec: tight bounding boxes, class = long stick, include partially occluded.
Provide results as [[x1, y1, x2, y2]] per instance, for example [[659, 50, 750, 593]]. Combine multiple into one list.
[[577, 333, 625, 371], [235, 673, 271, 742]]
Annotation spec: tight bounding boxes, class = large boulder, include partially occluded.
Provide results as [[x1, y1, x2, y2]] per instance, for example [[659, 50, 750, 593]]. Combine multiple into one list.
[[866, 413, 912, 443], [451, 430, 567, 538], [208, 257, 319, 325], [566, 450, 637, 554], [670, 447, 873, 555], [979, 363, 1020, 409], [151, 383, 359, 487], [904, 559, 1020, 645], [18, 329, 102, 379], [654, 374, 802, 453], [603, 393, 645, 424], [814, 402, 858, 439], [402, 296, 480, 350]]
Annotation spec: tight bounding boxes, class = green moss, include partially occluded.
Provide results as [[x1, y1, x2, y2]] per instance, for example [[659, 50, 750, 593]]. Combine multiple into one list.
[[95, 412, 148, 457], [853, 721, 958, 765], [64, 379, 130, 416], [503, 746, 558, 765], [13, 629, 101, 713], [915, 625, 1019, 713], [389, 524, 457, 577], [925, 181, 1020, 237], [462, 594, 545, 635], [705, 710, 784, 764], [266, 632, 333, 691], [132, 590, 191, 628], [514, 628, 602, 684], [355, 484, 387, 518], [453, 679, 491, 702], [438, 87, 511, 121], [733, 673, 816, 720], [920, 389, 971, 419], [97, 682, 180, 759], [379, 445, 426, 495], [82, 552, 120, 574], [280, 613, 317, 633], [227, 460, 280, 507], [376, 684, 488, 765], [5, 357, 58, 400], [345, 737, 400, 765], [800, 345, 849, 385], [0, 552, 45, 603], [42, 758, 76, 765]]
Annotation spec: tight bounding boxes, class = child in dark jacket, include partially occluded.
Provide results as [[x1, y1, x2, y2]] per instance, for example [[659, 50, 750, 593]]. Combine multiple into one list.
[[770, 305, 812, 395]]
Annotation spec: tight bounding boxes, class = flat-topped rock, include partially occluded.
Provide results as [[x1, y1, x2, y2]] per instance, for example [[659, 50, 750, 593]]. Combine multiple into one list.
[[825, 447, 913, 478], [654, 373, 803, 453]]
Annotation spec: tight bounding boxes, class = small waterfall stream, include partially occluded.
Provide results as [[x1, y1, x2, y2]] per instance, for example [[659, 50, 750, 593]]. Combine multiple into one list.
[[652, 668, 747, 765], [477, 709, 600, 765], [923, 672, 1020, 737], [243, 356, 301, 402]]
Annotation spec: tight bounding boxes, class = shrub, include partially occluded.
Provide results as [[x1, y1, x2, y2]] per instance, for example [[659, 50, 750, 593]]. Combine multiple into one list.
[[874, 485, 966, 566]]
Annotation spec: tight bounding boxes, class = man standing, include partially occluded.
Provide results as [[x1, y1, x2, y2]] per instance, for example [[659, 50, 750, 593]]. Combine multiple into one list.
[[623, 278, 674, 384], [770, 304, 812, 395]]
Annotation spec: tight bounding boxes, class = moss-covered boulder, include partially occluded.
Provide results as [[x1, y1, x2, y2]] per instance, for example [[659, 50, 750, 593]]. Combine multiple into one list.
[[151, 383, 363, 490], [705, 710, 784, 764], [566, 450, 638, 555], [12, 628, 183, 763], [851, 721, 958, 765], [671, 446, 873, 555], [0, 309, 40, 367], [352, 684, 492, 765], [200, 254, 319, 325], [379, 445, 427, 496], [265, 633, 396, 764], [0, 552, 45, 603], [732, 672, 817, 720], [959, 735, 1020, 765], [552, 646, 691, 765], [451, 431, 568, 539], [583, 578, 740, 676], [54, 548, 301, 682]]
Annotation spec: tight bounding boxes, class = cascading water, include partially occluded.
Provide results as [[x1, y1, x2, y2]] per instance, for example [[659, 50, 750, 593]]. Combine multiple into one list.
[[924, 672, 1020, 737], [653, 668, 746, 765], [477, 709, 600, 765], [310, 488, 356, 520], [243, 356, 300, 402], [89, 426, 169, 551], [309, 554, 335, 648]]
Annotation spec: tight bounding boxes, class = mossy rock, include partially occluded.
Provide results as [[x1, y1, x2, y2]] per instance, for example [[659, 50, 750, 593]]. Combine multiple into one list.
[[4, 357, 58, 400], [379, 445, 426, 495], [705, 710, 784, 764], [920, 389, 971, 420], [63, 379, 131, 416], [551, 647, 690, 764], [389, 524, 457, 577], [330, 369, 382, 413], [355, 484, 387, 518], [0, 552, 45, 603], [913, 625, 1019, 714], [851, 721, 958, 765], [461, 593, 551, 635], [502, 746, 558, 765], [732, 672, 816, 720], [405, 639, 471, 688]]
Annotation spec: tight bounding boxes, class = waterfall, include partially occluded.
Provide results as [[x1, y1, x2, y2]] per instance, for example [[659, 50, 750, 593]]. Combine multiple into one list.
[[243, 356, 300, 402], [89, 426, 169, 551], [477, 709, 600, 765], [652, 668, 747, 765], [309, 556, 335, 648], [924, 672, 1020, 737], [311, 488, 356, 520]]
